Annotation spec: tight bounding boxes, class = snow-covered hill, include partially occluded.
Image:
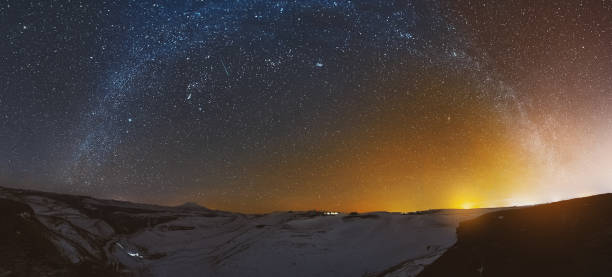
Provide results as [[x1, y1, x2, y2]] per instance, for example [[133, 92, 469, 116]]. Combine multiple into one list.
[[0, 186, 498, 276]]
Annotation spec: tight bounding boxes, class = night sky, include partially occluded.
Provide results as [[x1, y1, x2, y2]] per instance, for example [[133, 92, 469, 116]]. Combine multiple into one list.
[[1, 0, 611, 213]]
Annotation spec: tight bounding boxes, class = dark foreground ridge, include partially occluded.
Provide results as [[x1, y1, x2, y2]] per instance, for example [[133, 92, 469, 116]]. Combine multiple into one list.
[[0, 192, 116, 276], [0, 186, 223, 276], [418, 193, 612, 277]]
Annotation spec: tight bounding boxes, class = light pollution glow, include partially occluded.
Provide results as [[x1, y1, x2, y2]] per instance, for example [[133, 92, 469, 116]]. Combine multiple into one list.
[[170, 85, 612, 213]]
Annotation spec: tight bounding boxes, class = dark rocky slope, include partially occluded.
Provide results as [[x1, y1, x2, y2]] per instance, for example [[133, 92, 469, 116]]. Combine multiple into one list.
[[0, 186, 221, 276], [0, 198, 115, 276], [418, 193, 612, 277]]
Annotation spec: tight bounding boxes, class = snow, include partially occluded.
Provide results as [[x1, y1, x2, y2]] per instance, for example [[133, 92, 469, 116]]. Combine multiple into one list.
[[118, 209, 495, 277], [22, 195, 112, 261], [49, 236, 82, 264], [2, 188, 500, 277]]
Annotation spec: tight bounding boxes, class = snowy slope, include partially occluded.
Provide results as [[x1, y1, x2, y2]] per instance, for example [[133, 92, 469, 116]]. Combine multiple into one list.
[[0, 186, 498, 277]]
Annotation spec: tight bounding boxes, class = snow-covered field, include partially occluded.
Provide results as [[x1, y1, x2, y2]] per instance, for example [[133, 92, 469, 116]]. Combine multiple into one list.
[[0, 187, 499, 276]]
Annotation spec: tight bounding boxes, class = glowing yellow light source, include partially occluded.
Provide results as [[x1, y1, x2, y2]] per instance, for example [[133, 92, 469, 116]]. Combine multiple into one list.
[[460, 202, 475, 209]]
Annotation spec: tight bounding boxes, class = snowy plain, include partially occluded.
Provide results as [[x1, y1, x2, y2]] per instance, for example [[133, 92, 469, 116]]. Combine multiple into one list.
[[0, 187, 499, 276]]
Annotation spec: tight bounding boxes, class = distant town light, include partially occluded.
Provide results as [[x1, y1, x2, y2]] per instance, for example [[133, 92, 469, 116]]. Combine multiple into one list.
[[127, 251, 144, 258]]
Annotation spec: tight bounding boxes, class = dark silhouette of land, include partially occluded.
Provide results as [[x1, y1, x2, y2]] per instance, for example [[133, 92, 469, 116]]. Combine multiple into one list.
[[418, 193, 612, 277], [0, 196, 115, 276]]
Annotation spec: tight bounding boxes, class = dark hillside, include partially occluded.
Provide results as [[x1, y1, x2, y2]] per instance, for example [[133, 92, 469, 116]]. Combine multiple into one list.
[[0, 198, 116, 276], [418, 194, 612, 277]]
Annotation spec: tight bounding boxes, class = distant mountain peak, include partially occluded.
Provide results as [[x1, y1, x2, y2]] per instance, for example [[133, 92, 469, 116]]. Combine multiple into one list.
[[177, 202, 209, 210]]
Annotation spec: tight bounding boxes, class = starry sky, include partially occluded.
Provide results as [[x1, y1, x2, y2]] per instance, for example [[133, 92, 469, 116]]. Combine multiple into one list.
[[1, 0, 611, 213]]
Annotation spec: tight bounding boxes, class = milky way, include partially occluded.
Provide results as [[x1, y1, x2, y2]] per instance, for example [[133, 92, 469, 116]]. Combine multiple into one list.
[[2, 0, 611, 212]]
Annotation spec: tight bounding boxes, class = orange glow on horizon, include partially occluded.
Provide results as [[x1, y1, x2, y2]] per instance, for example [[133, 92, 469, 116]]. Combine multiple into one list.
[[169, 90, 612, 214]]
